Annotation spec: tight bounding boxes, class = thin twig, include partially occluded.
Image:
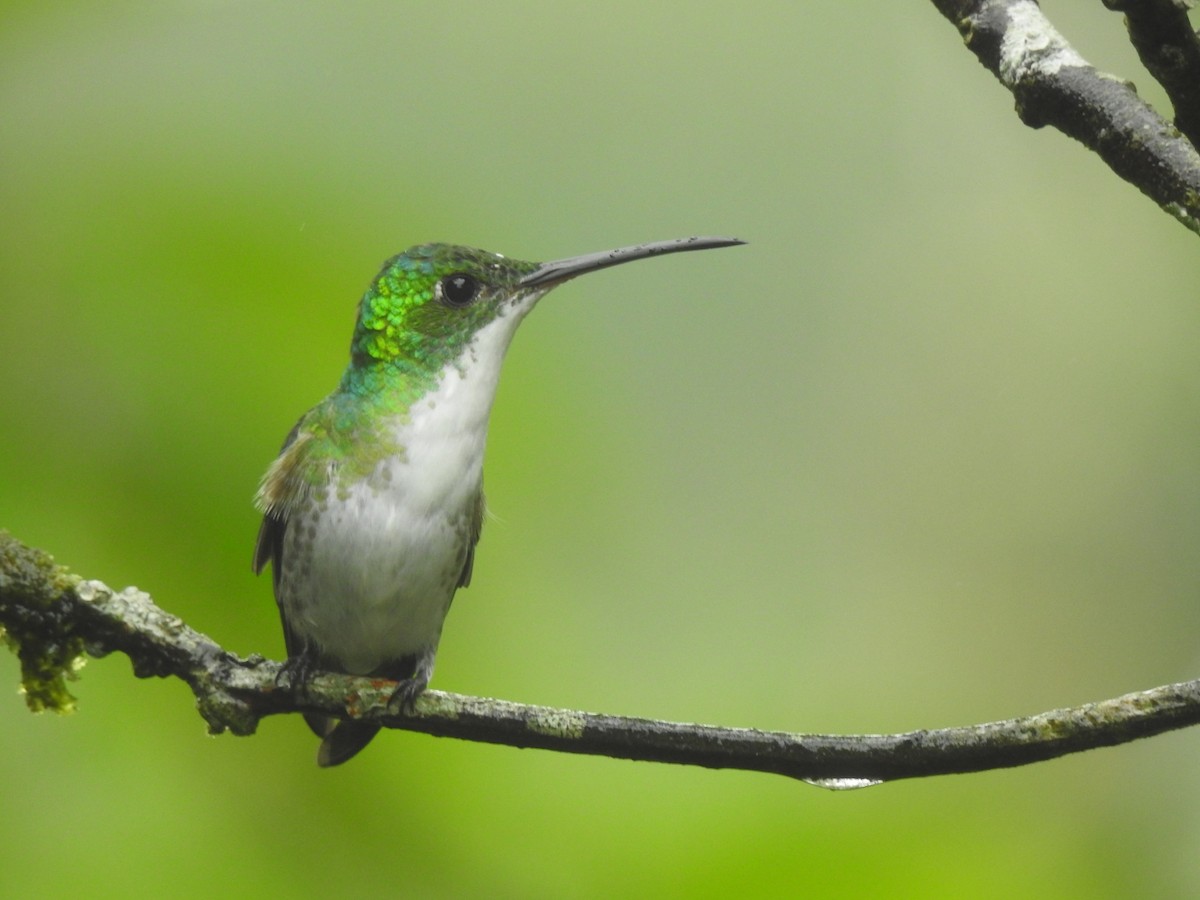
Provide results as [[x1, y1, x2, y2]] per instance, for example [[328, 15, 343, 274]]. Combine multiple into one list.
[[2, 530, 1197, 786], [930, 0, 1200, 234], [1103, 0, 1200, 148]]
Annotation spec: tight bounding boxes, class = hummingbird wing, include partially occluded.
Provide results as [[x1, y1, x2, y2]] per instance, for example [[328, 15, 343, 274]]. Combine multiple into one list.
[[253, 419, 334, 741], [252, 507, 286, 591], [252, 419, 301, 587], [456, 489, 485, 589], [252, 419, 314, 667]]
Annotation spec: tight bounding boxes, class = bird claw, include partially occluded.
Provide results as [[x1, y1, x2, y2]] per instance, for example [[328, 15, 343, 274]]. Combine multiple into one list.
[[385, 675, 429, 715], [276, 647, 319, 696], [384, 648, 435, 714]]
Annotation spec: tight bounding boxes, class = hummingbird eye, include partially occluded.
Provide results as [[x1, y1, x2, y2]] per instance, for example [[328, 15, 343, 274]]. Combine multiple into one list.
[[437, 274, 480, 308]]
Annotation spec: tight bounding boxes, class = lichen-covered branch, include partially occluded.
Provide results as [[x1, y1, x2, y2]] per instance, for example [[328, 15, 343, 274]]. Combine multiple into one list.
[[930, 0, 1200, 235], [1103, 0, 1200, 149], [2, 530, 1198, 787]]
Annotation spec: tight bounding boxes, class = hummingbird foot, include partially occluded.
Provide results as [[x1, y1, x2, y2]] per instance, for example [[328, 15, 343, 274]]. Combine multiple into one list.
[[275, 645, 341, 740], [275, 645, 320, 696], [384, 647, 436, 715]]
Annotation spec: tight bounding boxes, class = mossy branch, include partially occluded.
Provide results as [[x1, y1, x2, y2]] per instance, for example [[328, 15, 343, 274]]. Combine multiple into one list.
[[2, 530, 1198, 787], [930, 0, 1200, 235]]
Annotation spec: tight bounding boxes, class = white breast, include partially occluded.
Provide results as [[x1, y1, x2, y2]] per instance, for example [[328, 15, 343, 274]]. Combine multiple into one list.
[[279, 297, 539, 675]]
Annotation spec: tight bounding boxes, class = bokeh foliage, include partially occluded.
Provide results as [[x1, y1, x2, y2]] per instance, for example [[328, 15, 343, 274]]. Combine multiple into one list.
[[2, 3, 1199, 896]]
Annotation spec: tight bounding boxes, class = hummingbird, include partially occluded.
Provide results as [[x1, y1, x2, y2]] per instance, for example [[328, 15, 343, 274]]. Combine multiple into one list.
[[253, 236, 745, 766]]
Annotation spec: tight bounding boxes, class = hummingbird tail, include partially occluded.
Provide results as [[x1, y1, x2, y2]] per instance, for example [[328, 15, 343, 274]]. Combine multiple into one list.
[[317, 720, 382, 767], [303, 713, 335, 738]]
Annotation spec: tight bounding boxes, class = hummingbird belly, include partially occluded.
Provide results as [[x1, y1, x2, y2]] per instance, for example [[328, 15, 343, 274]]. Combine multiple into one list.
[[278, 413, 487, 676]]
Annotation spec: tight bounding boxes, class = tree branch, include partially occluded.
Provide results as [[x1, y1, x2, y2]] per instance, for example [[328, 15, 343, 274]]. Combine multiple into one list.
[[1103, 0, 1200, 149], [2, 530, 1197, 786], [930, 0, 1200, 235]]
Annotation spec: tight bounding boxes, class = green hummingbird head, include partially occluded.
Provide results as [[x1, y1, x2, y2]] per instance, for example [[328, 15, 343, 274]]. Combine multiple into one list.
[[348, 243, 540, 379]]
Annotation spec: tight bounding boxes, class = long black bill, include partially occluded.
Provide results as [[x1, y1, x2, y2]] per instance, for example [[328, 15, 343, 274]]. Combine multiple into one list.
[[519, 236, 745, 288]]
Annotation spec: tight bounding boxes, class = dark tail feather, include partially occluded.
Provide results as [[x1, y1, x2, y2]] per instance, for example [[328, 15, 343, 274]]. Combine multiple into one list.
[[317, 721, 382, 768], [303, 713, 335, 739]]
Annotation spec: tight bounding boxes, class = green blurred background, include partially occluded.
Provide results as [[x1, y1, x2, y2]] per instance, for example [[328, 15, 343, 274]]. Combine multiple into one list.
[[3, 2, 1200, 896]]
